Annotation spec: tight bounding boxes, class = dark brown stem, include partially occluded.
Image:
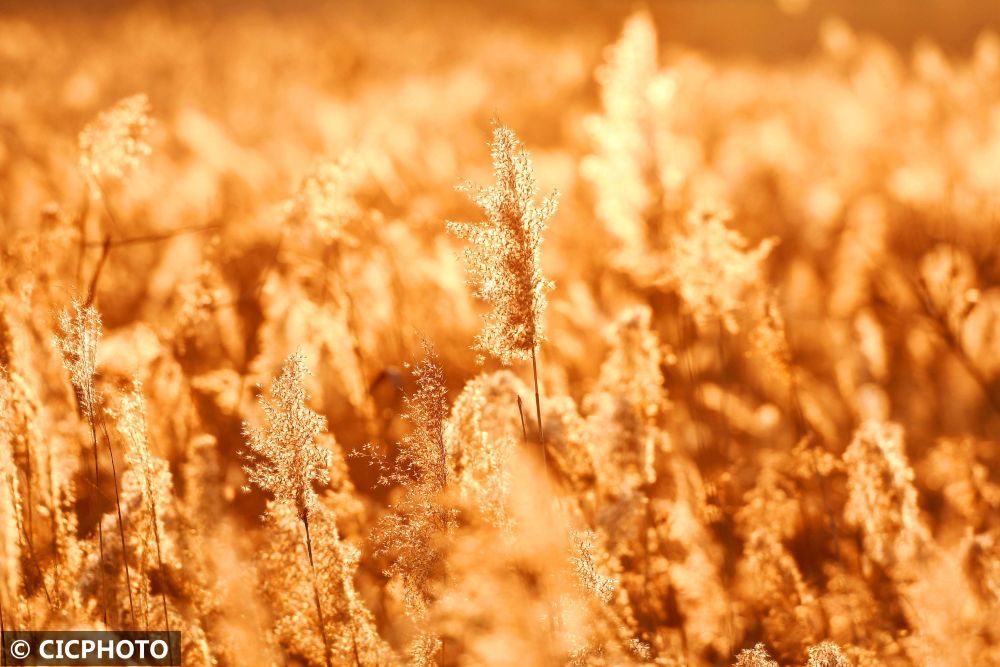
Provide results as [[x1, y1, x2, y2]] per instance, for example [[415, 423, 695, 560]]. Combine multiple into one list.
[[75, 194, 90, 289], [530, 346, 548, 477], [516, 395, 529, 445], [524, 356, 559, 655], [302, 511, 336, 667], [84, 177, 124, 306], [83, 222, 222, 248], [84, 234, 112, 307]]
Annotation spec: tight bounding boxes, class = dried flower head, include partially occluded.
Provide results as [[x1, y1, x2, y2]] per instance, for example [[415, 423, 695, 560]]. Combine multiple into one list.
[[806, 641, 853, 667], [582, 11, 663, 255], [0, 370, 24, 607], [663, 203, 777, 333], [55, 299, 102, 421], [260, 502, 393, 666], [739, 530, 816, 659], [369, 342, 455, 623], [78, 94, 153, 185], [447, 370, 526, 530], [570, 530, 618, 604], [243, 352, 331, 520], [587, 305, 668, 487], [748, 292, 793, 387], [844, 420, 927, 569], [285, 155, 364, 245], [734, 643, 778, 667], [448, 125, 558, 364], [628, 638, 653, 662], [401, 339, 450, 491]]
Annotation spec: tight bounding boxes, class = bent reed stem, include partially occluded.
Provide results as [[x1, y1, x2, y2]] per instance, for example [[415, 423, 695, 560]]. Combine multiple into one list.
[[302, 511, 336, 667]]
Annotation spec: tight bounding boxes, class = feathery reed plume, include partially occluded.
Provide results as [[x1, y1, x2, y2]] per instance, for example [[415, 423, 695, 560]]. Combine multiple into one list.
[[243, 352, 331, 519], [242, 352, 335, 667], [569, 530, 618, 604], [55, 299, 112, 624], [401, 339, 450, 492], [748, 292, 793, 390], [0, 376, 24, 621], [733, 643, 778, 667], [1, 364, 56, 611], [583, 305, 669, 636], [114, 379, 172, 631], [737, 530, 817, 661], [541, 396, 598, 498], [55, 300, 102, 424], [660, 203, 777, 334], [78, 94, 153, 190], [582, 11, 677, 259], [448, 125, 557, 365], [58, 301, 137, 629], [918, 244, 978, 332], [587, 305, 667, 489], [260, 503, 392, 667], [446, 370, 527, 530], [284, 155, 364, 247], [805, 641, 853, 667], [843, 421, 927, 572], [366, 340, 454, 659], [448, 124, 558, 481], [283, 156, 377, 433]]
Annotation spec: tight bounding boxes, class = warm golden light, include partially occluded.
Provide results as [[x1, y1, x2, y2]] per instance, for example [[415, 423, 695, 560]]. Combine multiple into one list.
[[1, 2, 998, 666]]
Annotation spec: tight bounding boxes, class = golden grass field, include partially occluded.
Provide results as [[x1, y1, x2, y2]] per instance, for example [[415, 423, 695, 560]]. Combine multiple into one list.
[[2, 2, 1000, 665]]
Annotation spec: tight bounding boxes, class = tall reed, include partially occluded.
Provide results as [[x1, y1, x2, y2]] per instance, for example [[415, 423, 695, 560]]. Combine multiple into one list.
[[242, 352, 337, 667], [448, 125, 558, 479]]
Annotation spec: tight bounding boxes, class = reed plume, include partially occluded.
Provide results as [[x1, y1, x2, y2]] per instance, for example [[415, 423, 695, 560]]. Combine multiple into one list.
[[113, 379, 173, 631], [660, 203, 777, 334], [0, 374, 25, 623], [78, 94, 153, 190], [805, 641, 852, 667], [448, 125, 557, 366], [582, 11, 673, 261], [733, 643, 778, 667], [448, 124, 558, 481], [367, 340, 454, 661], [7, 6, 1000, 666], [242, 352, 335, 666], [843, 421, 927, 572], [260, 502, 392, 667], [447, 370, 526, 531], [56, 299, 138, 627]]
